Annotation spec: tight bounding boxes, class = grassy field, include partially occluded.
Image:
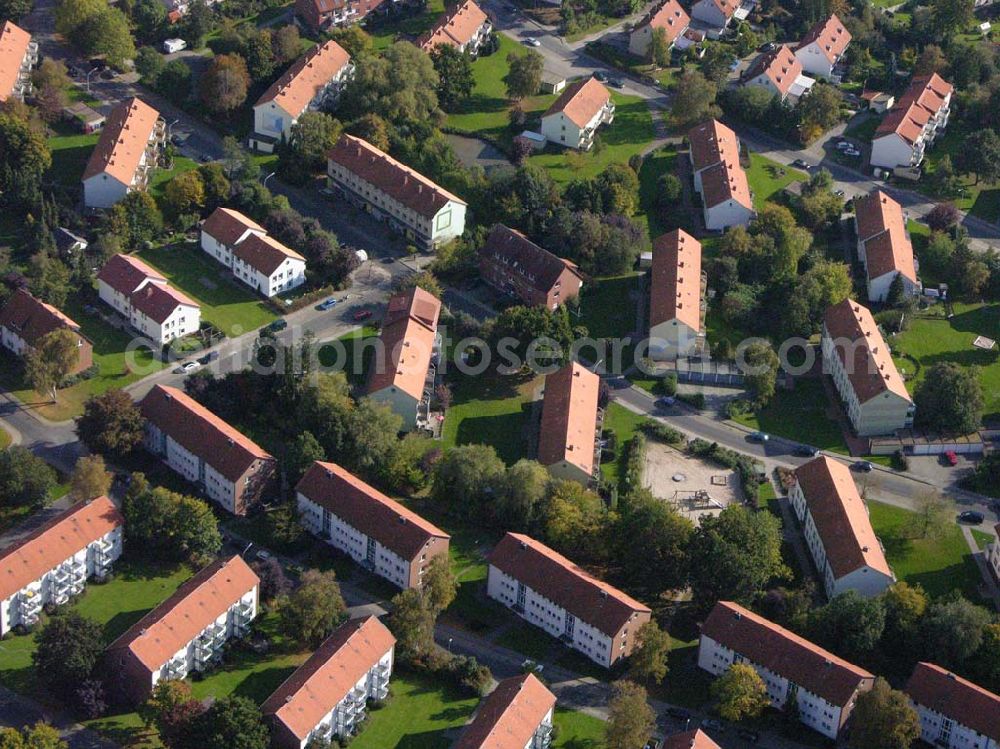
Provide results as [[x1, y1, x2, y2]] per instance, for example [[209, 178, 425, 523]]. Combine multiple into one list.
[[637, 146, 686, 239], [732, 378, 849, 453], [601, 402, 648, 485], [868, 500, 984, 600], [316, 326, 378, 386], [892, 303, 1000, 421], [746, 154, 808, 209], [920, 127, 1000, 222], [137, 243, 277, 337], [149, 156, 202, 200], [577, 273, 641, 341], [367, 0, 446, 49], [441, 371, 539, 464], [47, 125, 100, 188]]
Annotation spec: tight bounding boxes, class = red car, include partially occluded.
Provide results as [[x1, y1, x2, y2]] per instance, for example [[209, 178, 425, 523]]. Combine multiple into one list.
[[944, 451, 958, 466], [353, 309, 373, 321]]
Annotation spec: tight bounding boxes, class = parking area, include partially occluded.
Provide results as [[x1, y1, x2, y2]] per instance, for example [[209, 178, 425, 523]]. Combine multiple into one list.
[[642, 441, 742, 522]]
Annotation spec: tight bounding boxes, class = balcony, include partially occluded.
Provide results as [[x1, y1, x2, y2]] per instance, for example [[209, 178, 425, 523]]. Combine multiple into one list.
[[16, 590, 42, 625]]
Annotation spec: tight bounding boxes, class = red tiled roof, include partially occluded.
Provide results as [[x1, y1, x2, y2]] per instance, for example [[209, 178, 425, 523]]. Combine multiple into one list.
[[453, 673, 556, 749], [0, 497, 122, 602], [488, 532, 651, 637], [698, 0, 737, 20], [233, 233, 305, 277], [328, 134, 466, 219], [480, 225, 582, 299], [96, 254, 165, 297], [0, 21, 32, 102], [139, 385, 274, 483], [823, 299, 910, 405], [700, 159, 752, 211], [542, 77, 611, 129], [367, 286, 441, 401], [875, 74, 952, 143], [418, 0, 490, 51], [663, 730, 722, 749], [906, 662, 1000, 741], [201, 207, 266, 247], [128, 281, 198, 325], [0, 288, 83, 347], [702, 601, 874, 707], [262, 617, 396, 742], [254, 40, 351, 116], [794, 456, 892, 580], [537, 362, 599, 476], [688, 119, 740, 173], [794, 14, 851, 64], [854, 190, 917, 284], [83, 98, 161, 183], [637, 0, 690, 45], [744, 45, 804, 97], [106, 555, 259, 671], [650, 229, 702, 332], [296, 461, 449, 561]]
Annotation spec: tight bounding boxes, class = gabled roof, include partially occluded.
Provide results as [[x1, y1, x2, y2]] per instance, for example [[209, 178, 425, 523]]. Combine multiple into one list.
[[128, 282, 198, 324], [696, 0, 737, 20], [201, 207, 266, 247], [537, 362, 599, 477], [106, 556, 259, 671], [262, 617, 396, 742], [328, 134, 466, 219], [854, 190, 917, 285], [96, 254, 166, 297], [795, 14, 851, 63], [542, 77, 611, 129], [0, 21, 32, 102], [794, 456, 893, 580], [0, 288, 83, 347], [663, 730, 722, 749], [418, 0, 490, 51], [701, 601, 874, 707], [0, 497, 122, 602], [688, 119, 740, 173], [875, 73, 953, 143], [295, 461, 449, 561], [489, 533, 651, 637], [139, 385, 274, 482], [823, 299, 911, 405], [254, 40, 351, 117], [650, 229, 702, 332], [635, 0, 690, 45], [906, 662, 1000, 741], [83, 97, 161, 184], [233, 233, 305, 277], [744, 45, 804, 97], [700, 159, 752, 211], [453, 673, 556, 749], [367, 286, 441, 401], [480, 224, 582, 296]]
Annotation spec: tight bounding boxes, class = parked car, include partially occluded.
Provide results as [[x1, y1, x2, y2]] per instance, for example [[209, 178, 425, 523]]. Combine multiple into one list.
[[943, 450, 959, 466], [834, 189, 846, 197], [255, 549, 272, 561], [267, 318, 288, 332], [656, 396, 676, 407], [163, 38, 188, 53], [317, 297, 339, 311], [594, 70, 608, 82], [835, 140, 853, 150], [959, 510, 985, 525], [353, 309, 373, 321], [666, 707, 691, 721], [99, 69, 116, 80], [197, 350, 219, 365], [794, 445, 820, 457], [758, 41, 776, 52], [851, 460, 874, 472], [523, 37, 541, 47], [173, 361, 200, 374], [609, 78, 625, 88], [792, 158, 810, 169], [701, 718, 725, 732], [748, 431, 769, 442]]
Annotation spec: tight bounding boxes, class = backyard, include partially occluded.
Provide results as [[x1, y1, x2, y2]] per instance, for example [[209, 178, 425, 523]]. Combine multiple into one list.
[[601, 402, 649, 486], [732, 378, 848, 453], [920, 126, 1000, 222], [746, 154, 808, 210], [577, 273, 641, 341]]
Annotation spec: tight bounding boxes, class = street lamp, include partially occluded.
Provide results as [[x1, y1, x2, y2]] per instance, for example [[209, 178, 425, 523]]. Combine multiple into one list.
[[263, 171, 276, 188], [447, 637, 453, 653], [85, 68, 96, 92]]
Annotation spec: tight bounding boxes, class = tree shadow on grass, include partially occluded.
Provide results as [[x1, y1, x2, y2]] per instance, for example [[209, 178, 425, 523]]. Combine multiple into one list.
[[85, 716, 156, 748], [454, 409, 530, 464], [231, 664, 300, 703], [393, 730, 454, 749]]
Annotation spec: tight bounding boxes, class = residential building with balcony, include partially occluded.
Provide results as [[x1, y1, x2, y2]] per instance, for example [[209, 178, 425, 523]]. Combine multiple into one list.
[[871, 73, 953, 170], [478, 224, 583, 310], [366, 286, 442, 431], [0, 21, 37, 102], [537, 362, 601, 486], [487, 532, 652, 669], [791, 456, 895, 599], [327, 134, 467, 250], [742, 45, 815, 102], [139, 384, 277, 515], [821, 299, 914, 437], [690, 0, 740, 36], [628, 0, 690, 59], [200, 207, 306, 297], [83, 98, 165, 209], [418, 0, 492, 55], [0, 497, 123, 636], [250, 40, 354, 153], [987, 524, 1000, 583], [853, 190, 920, 303], [453, 673, 556, 749], [793, 14, 850, 80], [0, 288, 93, 375], [294, 0, 393, 31], [263, 616, 395, 749], [105, 556, 259, 703], [906, 662, 1000, 749], [296, 461, 450, 591], [688, 119, 754, 230], [664, 731, 722, 749], [648, 229, 704, 360], [96, 254, 200, 346], [698, 601, 875, 740], [540, 78, 614, 151]]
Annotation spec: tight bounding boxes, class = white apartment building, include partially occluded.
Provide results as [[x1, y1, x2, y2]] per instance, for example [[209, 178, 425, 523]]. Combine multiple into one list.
[[487, 533, 651, 669], [453, 673, 556, 749], [793, 14, 850, 80], [418, 0, 493, 55], [871, 73, 953, 170], [822, 299, 914, 437], [296, 461, 450, 590], [96, 254, 200, 346], [328, 134, 467, 250], [0, 498, 123, 636], [263, 617, 395, 749], [250, 40, 353, 153], [690, 0, 742, 36], [0, 21, 38, 102], [791, 456, 895, 599], [537, 362, 601, 485], [105, 556, 259, 702], [540, 77, 615, 151], [628, 0, 690, 59], [648, 229, 704, 360], [688, 119, 754, 231], [200, 207, 307, 297], [139, 385, 276, 515], [0, 288, 94, 375], [83, 98, 165, 209], [906, 662, 1000, 749], [853, 190, 920, 303], [742, 45, 815, 103], [698, 601, 875, 740]]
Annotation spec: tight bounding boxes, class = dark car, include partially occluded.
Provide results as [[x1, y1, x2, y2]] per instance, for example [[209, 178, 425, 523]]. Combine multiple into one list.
[[99, 68, 116, 80], [758, 41, 776, 52], [353, 309, 373, 321], [792, 158, 811, 169], [666, 707, 691, 721], [737, 728, 760, 743], [594, 70, 609, 82], [198, 350, 220, 365], [795, 445, 820, 457], [851, 460, 874, 472], [266, 319, 288, 332], [609, 78, 625, 88], [959, 510, 985, 525], [89, 58, 107, 70]]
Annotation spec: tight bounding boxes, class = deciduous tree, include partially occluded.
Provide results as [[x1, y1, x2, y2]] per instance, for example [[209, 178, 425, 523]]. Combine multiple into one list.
[[605, 681, 655, 749], [628, 620, 671, 684], [279, 569, 346, 646], [914, 362, 984, 434], [184, 696, 269, 749], [849, 677, 920, 749], [200, 54, 250, 114], [388, 587, 435, 661], [0, 446, 55, 509], [70, 454, 112, 501], [711, 663, 770, 721], [504, 49, 544, 100], [32, 613, 104, 700], [76, 389, 145, 459], [25, 327, 80, 402], [430, 44, 474, 111], [671, 69, 719, 127], [423, 553, 457, 616]]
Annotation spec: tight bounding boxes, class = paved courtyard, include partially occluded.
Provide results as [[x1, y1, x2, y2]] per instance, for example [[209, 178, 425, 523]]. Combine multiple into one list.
[[642, 441, 742, 522]]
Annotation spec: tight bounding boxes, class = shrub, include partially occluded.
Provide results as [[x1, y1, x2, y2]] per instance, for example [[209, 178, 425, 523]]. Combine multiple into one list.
[[678, 392, 705, 409], [639, 420, 684, 445], [655, 373, 678, 396]]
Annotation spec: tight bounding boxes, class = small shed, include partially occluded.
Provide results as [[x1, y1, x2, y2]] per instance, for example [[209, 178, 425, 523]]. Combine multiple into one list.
[[516, 130, 547, 151], [62, 102, 105, 134], [980, 21, 991, 35], [539, 72, 567, 94], [861, 89, 895, 114]]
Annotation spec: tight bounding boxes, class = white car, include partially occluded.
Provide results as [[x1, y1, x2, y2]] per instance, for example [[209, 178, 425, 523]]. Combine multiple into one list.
[[523, 37, 541, 47], [835, 140, 852, 151], [844, 148, 861, 157], [163, 38, 188, 54], [173, 361, 200, 375]]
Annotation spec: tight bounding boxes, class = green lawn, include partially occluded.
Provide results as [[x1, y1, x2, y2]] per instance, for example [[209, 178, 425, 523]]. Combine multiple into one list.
[[316, 326, 378, 386], [601, 402, 648, 485], [0, 425, 10, 450], [868, 500, 985, 600], [47, 125, 100, 188], [577, 273, 641, 341], [892, 303, 1000, 421], [137, 243, 277, 337], [919, 127, 1000, 222], [746, 154, 808, 210], [637, 146, 686, 239], [529, 93, 654, 184], [149, 157, 202, 199], [368, 0, 446, 50], [732, 378, 849, 453], [441, 371, 539, 464], [495, 622, 560, 662], [972, 529, 995, 550], [552, 708, 606, 749]]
